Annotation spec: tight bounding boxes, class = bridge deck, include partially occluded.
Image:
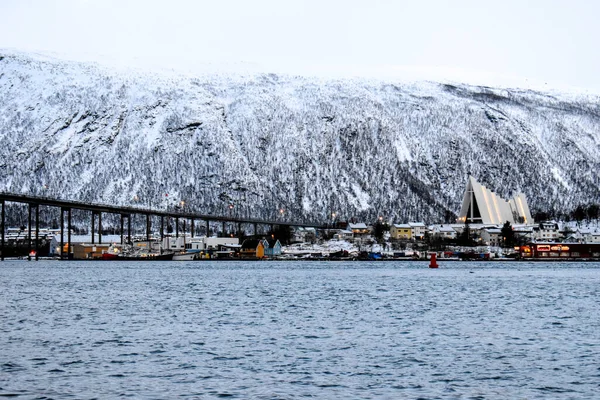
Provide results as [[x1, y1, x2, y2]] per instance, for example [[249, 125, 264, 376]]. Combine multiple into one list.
[[0, 192, 327, 228]]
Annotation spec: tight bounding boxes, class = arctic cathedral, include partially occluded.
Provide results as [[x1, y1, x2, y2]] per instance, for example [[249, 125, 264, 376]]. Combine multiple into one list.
[[458, 176, 532, 225]]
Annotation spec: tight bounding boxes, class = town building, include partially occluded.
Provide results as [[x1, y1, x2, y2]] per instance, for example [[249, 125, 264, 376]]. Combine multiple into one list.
[[292, 227, 317, 243], [264, 239, 282, 257], [409, 222, 426, 240], [347, 223, 369, 237], [430, 225, 458, 240], [333, 229, 354, 241], [72, 243, 112, 259], [520, 243, 600, 259], [533, 221, 560, 242], [390, 224, 412, 240], [240, 239, 265, 259], [481, 228, 502, 246]]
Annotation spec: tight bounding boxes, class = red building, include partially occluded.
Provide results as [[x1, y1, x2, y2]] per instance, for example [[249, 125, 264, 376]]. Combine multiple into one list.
[[519, 243, 600, 259]]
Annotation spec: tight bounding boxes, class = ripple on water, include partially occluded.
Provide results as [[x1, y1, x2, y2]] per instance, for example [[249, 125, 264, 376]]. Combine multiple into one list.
[[1, 261, 599, 399]]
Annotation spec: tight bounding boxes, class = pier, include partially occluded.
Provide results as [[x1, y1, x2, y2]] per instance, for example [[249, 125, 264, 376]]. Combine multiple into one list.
[[0, 192, 327, 260]]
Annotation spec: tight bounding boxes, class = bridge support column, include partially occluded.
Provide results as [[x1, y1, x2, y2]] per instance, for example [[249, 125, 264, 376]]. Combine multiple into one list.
[[98, 212, 102, 244], [127, 214, 132, 244], [120, 214, 124, 245], [206, 220, 209, 236], [146, 214, 151, 243], [1, 200, 4, 261], [28, 204, 32, 258], [237, 222, 241, 237], [35, 205, 39, 261], [175, 217, 179, 238], [60, 207, 65, 259], [191, 218, 195, 238], [222, 221, 226, 236], [253, 223, 257, 236], [91, 211, 96, 244], [160, 216, 164, 240], [68, 208, 72, 259]]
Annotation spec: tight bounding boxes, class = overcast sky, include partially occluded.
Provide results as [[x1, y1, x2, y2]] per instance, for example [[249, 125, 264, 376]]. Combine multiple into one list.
[[1, 0, 599, 90]]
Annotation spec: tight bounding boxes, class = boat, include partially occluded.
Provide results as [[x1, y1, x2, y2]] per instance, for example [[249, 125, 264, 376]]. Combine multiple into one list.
[[101, 252, 173, 261], [172, 252, 196, 261]]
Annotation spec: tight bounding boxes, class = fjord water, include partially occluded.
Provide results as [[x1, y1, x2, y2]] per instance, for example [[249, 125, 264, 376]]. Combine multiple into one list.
[[1, 261, 599, 399]]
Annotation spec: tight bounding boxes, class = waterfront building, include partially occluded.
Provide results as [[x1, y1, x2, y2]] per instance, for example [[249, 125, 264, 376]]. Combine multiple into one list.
[[240, 239, 265, 259], [458, 176, 533, 225], [519, 242, 600, 259], [264, 239, 282, 257], [72, 243, 112, 259]]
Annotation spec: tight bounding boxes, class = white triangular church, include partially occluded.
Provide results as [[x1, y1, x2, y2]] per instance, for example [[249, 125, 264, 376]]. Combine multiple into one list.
[[458, 176, 532, 225]]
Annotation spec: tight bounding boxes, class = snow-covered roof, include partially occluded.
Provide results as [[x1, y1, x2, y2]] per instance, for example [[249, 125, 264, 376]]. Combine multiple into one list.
[[393, 224, 411, 229], [409, 222, 425, 227], [434, 225, 456, 233], [485, 228, 502, 234], [348, 223, 368, 229]]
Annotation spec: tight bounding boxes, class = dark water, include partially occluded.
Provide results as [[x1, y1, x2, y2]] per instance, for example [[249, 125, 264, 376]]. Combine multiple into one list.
[[1, 261, 600, 399]]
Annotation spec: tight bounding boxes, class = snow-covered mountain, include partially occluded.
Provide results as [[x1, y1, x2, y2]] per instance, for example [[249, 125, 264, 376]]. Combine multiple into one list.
[[1, 51, 599, 224]]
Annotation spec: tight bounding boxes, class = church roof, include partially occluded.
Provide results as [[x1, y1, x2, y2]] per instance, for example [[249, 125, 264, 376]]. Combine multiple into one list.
[[457, 176, 532, 225]]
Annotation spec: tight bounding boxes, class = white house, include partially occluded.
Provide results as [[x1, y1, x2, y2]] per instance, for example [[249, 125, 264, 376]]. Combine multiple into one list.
[[347, 223, 369, 236], [164, 236, 240, 252], [580, 228, 600, 243], [533, 221, 560, 242], [430, 225, 457, 239], [409, 222, 426, 240], [481, 228, 502, 246], [293, 227, 317, 243], [334, 229, 354, 241]]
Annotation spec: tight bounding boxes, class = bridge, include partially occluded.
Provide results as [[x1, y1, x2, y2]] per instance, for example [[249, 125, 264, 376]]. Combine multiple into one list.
[[0, 192, 328, 260]]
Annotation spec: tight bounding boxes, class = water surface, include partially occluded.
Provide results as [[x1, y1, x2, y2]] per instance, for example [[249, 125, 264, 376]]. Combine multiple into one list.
[[1, 260, 599, 399]]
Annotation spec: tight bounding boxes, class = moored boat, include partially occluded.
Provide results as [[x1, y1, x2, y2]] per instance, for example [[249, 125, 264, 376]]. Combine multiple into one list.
[[172, 252, 196, 261]]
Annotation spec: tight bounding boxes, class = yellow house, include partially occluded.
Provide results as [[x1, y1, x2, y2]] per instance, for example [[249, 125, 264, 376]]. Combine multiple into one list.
[[390, 224, 412, 240], [239, 239, 265, 259]]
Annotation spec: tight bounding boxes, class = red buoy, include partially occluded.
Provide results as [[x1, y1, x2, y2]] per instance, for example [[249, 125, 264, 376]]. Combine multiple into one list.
[[429, 252, 439, 268]]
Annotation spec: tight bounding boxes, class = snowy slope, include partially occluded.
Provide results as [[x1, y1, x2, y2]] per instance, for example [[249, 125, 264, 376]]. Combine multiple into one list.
[[1, 51, 599, 224]]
